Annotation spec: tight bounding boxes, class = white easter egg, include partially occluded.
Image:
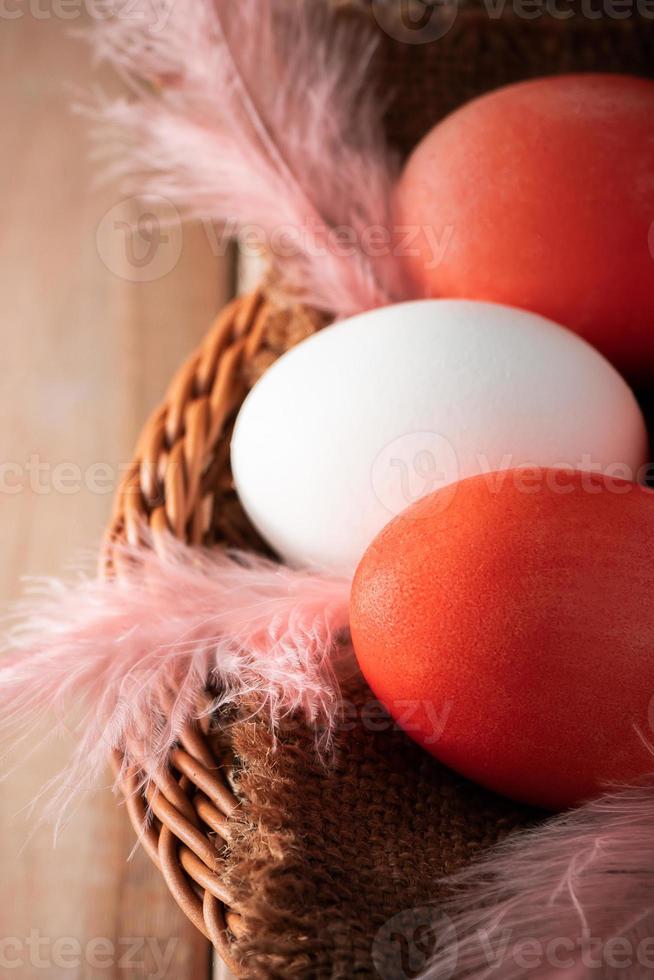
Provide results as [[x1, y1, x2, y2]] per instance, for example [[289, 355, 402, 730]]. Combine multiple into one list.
[[231, 299, 648, 574]]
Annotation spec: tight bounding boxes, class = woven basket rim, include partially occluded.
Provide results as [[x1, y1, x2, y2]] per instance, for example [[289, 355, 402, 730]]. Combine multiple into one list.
[[103, 2, 654, 973], [105, 287, 327, 974]]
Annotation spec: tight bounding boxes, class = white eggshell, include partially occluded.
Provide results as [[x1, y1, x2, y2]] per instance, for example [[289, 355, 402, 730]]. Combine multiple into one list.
[[231, 299, 648, 574]]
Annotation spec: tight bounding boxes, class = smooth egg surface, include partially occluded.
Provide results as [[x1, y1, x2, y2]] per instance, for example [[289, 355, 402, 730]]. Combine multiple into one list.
[[231, 299, 648, 574]]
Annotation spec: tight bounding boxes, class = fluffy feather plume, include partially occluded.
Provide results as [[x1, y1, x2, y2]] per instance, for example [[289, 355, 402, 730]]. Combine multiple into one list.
[[422, 786, 654, 980], [0, 539, 351, 824], [86, 0, 410, 318]]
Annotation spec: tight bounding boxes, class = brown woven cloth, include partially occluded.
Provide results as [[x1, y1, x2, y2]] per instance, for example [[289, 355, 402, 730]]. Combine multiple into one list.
[[225, 676, 536, 979], [107, 5, 654, 977], [220, 10, 654, 975]]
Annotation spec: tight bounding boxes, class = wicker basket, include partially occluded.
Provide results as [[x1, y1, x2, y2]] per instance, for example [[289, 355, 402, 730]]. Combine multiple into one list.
[[104, 4, 654, 977]]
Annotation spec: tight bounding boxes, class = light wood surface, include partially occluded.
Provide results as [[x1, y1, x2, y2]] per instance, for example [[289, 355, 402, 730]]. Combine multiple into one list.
[[0, 16, 237, 979]]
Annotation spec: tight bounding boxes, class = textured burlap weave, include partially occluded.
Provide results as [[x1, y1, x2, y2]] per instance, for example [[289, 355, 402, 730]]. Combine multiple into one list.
[[110, 4, 654, 976], [224, 678, 535, 978], [220, 7, 654, 975]]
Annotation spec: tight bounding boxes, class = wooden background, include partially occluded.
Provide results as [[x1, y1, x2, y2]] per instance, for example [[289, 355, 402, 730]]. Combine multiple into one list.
[[0, 15, 250, 979]]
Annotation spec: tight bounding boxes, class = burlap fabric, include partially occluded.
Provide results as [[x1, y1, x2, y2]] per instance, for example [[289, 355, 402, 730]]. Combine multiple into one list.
[[110, 4, 654, 976]]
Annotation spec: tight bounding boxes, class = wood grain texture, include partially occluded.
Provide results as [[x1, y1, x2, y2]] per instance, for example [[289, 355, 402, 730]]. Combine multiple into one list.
[[0, 15, 235, 979]]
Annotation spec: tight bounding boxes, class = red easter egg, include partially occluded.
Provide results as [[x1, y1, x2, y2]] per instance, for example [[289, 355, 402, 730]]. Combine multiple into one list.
[[350, 469, 654, 810], [394, 74, 654, 380]]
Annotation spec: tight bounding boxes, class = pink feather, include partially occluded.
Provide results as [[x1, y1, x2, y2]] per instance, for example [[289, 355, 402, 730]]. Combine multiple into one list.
[[0, 539, 351, 825], [85, 0, 411, 318], [422, 786, 654, 979]]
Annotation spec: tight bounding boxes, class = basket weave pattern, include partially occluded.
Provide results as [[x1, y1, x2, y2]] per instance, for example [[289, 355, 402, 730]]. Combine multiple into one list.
[[103, 286, 533, 978], [102, 3, 654, 975], [103, 289, 322, 973]]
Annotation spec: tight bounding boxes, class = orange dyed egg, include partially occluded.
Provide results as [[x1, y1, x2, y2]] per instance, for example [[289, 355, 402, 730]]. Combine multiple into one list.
[[350, 470, 654, 810], [394, 74, 654, 380]]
